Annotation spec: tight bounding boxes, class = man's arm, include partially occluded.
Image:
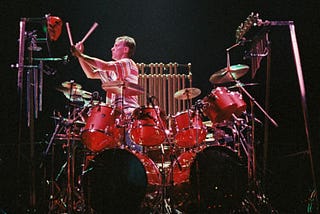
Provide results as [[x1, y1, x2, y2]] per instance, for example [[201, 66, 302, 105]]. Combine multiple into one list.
[[71, 45, 116, 79]]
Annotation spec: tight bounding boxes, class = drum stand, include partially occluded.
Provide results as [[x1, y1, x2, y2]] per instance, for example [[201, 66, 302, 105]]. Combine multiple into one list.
[[148, 97, 181, 214]]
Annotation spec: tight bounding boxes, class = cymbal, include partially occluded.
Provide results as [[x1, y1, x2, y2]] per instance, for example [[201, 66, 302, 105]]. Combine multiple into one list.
[[228, 82, 259, 89], [51, 116, 86, 126], [61, 81, 82, 89], [56, 86, 92, 100], [174, 88, 201, 100], [209, 64, 249, 84], [101, 80, 144, 96]]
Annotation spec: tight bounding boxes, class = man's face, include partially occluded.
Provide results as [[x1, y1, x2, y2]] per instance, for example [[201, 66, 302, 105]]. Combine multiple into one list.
[[111, 39, 128, 60]]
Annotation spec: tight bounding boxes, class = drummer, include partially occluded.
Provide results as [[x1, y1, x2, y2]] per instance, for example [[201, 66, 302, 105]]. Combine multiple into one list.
[[71, 35, 142, 152]]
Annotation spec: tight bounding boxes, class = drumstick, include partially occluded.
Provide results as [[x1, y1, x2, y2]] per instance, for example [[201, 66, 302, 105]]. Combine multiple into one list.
[[80, 22, 99, 43], [65, 22, 74, 46]]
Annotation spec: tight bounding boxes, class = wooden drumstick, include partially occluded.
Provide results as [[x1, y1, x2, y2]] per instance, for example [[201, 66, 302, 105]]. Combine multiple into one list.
[[65, 22, 74, 46], [80, 22, 99, 43]]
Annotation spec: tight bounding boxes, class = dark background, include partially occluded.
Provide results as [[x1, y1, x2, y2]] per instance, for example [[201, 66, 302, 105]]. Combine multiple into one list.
[[0, 0, 319, 213]]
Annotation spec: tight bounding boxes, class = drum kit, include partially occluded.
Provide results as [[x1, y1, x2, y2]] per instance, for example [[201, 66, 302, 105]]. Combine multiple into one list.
[[46, 64, 271, 213]]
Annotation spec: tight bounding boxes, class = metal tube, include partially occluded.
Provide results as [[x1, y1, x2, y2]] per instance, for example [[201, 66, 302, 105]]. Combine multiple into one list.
[[18, 19, 26, 89], [33, 67, 38, 119], [182, 74, 186, 111], [39, 61, 43, 112], [172, 63, 177, 114], [168, 63, 173, 115], [177, 74, 181, 112], [159, 63, 164, 111]]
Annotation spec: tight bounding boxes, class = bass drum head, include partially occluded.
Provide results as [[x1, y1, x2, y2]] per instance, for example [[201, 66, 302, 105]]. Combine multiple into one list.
[[84, 148, 147, 213], [174, 146, 248, 213]]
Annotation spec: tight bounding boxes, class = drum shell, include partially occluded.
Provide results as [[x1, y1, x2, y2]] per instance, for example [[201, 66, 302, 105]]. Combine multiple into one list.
[[168, 146, 247, 213], [202, 87, 237, 123], [81, 104, 122, 152], [129, 106, 167, 146], [171, 110, 207, 148], [229, 91, 247, 116]]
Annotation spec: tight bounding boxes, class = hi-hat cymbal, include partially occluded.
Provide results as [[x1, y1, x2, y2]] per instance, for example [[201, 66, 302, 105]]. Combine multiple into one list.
[[174, 88, 201, 100], [61, 81, 82, 89], [56, 86, 92, 100], [209, 64, 249, 84], [101, 80, 144, 96]]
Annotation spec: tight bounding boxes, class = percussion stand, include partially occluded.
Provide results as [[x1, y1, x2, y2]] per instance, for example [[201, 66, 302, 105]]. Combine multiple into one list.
[[185, 93, 204, 210], [148, 96, 181, 214], [63, 82, 87, 213]]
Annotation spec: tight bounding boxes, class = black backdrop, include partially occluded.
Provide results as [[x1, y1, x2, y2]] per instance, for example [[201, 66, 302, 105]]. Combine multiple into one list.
[[0, 0, 319, 213]]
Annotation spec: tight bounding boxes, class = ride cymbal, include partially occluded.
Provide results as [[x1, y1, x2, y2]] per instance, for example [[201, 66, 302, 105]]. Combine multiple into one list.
[[209, 64, 249, 84], [174, 88, 201, 100]]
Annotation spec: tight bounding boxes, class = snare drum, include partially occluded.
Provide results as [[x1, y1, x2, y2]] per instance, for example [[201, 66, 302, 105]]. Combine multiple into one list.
[[172, 110, 207, 148], [129, 106, 167, 146], [81, 104, 122, 152]]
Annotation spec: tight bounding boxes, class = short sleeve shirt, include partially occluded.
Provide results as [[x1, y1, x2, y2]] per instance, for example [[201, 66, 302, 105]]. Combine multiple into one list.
[[97, 58, 139, 114]]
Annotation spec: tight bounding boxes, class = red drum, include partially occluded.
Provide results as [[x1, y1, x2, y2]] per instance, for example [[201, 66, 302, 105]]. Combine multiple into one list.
[[81, 104, 122, 152], [202, 87, 237, 123], [172, 110, 207, 148], [83, 148, 161, 213], [129, 106, 167, 146], [168, 146, 247, 213], [229, 91, 247, 116]]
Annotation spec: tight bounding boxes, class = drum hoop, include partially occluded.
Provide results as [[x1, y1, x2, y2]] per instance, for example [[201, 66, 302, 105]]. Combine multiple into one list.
[[132, 123, 165, 128], [175, 126, 207, 132], [173, 109, 194, 117], [82, 129, 114, 136]]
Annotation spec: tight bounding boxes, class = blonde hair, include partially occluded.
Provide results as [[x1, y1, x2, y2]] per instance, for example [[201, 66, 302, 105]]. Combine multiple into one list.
[[116, 36, 136, 58]]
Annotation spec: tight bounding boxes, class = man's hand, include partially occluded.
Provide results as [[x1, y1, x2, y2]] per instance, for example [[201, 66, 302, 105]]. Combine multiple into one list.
[[70, 42, 84, 58]]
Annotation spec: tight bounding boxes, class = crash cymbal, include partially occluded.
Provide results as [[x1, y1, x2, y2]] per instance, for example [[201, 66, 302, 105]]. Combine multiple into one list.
[[61, 81, 82, 89], [101, 80, 144, 96], [228, 82, 259, 89], [209, 64, 249, 84], [174, 88, 201, 100]]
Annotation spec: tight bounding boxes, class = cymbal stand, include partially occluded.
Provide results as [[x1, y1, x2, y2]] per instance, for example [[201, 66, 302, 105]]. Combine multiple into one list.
[[235, 80, 278, 182], [45, 115, 66, 213], [148, 96, 181, 213]]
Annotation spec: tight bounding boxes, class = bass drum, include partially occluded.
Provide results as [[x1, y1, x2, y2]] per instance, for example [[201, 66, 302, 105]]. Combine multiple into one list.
[[83, 148, 162, 213], [169, 146, 247, 213]]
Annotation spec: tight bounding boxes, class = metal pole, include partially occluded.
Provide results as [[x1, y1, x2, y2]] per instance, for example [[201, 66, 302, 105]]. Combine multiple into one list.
[[289, 22, 319, 209]]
